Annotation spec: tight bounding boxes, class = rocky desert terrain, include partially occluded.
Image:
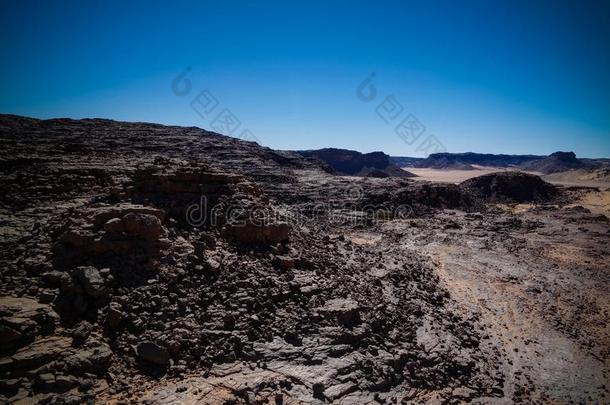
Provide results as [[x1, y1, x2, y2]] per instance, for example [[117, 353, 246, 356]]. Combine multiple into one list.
[[0, 114, 608, 404]]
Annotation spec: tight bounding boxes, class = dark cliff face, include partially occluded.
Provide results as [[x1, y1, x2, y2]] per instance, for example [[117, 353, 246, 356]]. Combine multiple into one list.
[[297, 148, 388, 174], [296, 148, 414, 177]]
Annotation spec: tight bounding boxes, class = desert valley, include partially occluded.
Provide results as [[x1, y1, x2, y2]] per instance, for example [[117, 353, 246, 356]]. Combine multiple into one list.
[[0, 115, 608, 404]]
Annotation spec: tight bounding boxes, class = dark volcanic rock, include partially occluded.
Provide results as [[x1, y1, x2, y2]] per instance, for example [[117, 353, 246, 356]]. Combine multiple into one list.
[[460, 171, 558, 203], [137, 341, 170, 365]]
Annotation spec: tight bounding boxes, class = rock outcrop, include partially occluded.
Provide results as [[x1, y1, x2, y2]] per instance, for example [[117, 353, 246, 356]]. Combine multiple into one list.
[[0, 297, 58, 349], [460, 171, 558, 203]]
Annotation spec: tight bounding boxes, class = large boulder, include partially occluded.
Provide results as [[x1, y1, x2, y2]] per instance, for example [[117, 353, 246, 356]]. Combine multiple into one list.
[[121, 212, 162, 240], [56, 204, 167, 262], [88, 204, 166, 228], [2, 335, 112, 376]]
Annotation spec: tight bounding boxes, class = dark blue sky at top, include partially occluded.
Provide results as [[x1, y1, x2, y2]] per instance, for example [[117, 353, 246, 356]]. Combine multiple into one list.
[[1, 0, 609, 157]]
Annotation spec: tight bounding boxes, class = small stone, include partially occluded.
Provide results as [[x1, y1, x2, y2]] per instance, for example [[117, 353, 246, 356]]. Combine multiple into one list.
[[41, 271, 64, 285], [74, 266, 106, 297], [39, 290, 56, 304], [103, 217, 125, 233], [192, 241, 206, 259], [55, 374, 79, 390], [38, 373, 55, 384], [245, 391, 256, 404], [106, 303, 123, 328], [206, 258, 221, 273], [72, 321, 93, 345], [137, 341, 169, 365], [273, 255, 295, 270], [223, 314, 236, 330]]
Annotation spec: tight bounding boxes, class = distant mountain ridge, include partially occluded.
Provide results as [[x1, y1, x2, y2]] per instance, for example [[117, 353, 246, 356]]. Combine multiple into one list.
[[388, 156, 424, 168], [391, 151, 609, 174], [295, 148, 415, 177], [391, 152, 546, 170]]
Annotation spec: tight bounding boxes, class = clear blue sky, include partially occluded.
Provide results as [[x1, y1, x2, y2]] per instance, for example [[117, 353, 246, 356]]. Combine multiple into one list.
[[1, 0, 609, 157]]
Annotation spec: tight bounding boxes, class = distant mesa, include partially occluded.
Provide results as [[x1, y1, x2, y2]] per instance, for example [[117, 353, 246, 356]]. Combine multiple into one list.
[[393, 152, 546, 169], [296, 148, 416, 178], [519, 151, 592, 174]]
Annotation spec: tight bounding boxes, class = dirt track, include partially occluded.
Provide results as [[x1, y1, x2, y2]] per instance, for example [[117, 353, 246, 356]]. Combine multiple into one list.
[[379, 206, 610, 403]]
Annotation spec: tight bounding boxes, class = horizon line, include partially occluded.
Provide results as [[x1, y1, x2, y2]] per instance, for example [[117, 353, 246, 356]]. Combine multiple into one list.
[[2, 112, 608, 160]]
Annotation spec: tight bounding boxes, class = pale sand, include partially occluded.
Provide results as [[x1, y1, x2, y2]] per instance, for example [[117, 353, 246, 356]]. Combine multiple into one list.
[[404, 167, 610, 217], [404, 166, 518, 184], [567, 190, 610, 217], [404, 167, 610, 189]]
